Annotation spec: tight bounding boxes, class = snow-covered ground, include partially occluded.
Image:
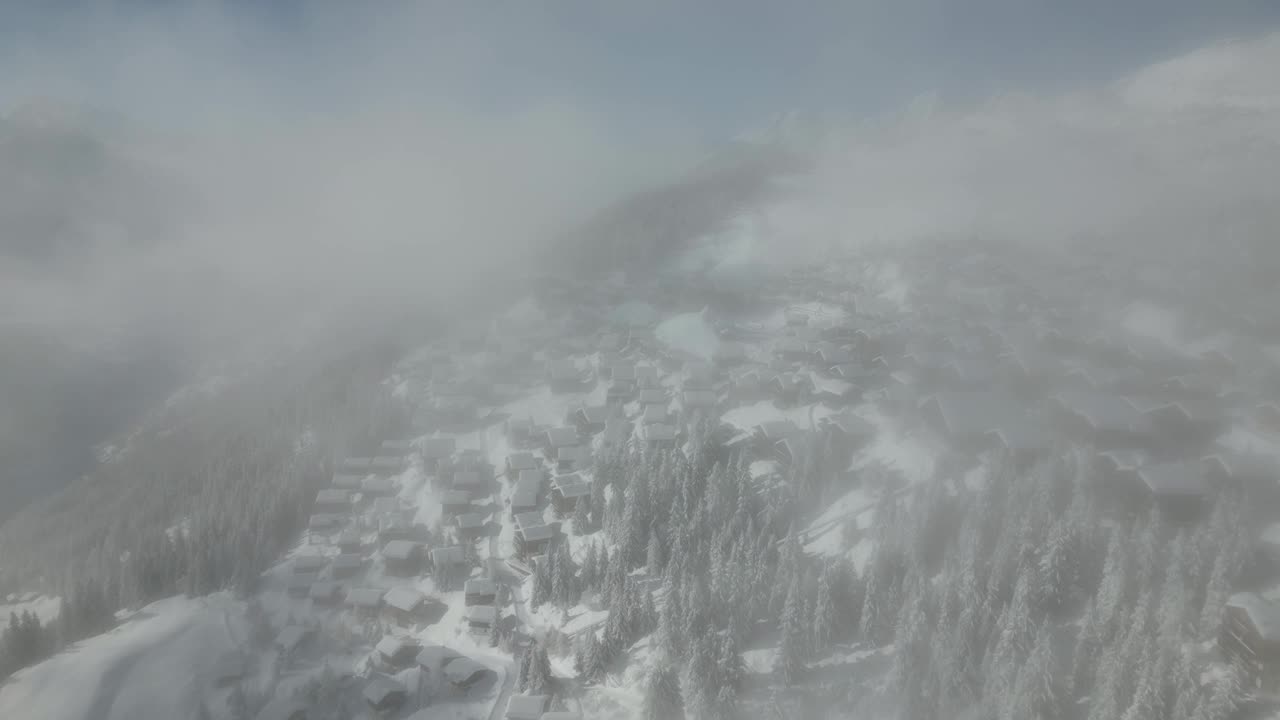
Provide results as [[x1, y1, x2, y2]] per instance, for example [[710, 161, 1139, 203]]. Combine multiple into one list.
[[654, 310, 719, 361], [0, 594, 246, 720], [0, 593, 61, 624]]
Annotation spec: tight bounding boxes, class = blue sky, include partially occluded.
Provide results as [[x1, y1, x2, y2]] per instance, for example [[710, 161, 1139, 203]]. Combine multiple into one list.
[[3, 1, 1280, 139]]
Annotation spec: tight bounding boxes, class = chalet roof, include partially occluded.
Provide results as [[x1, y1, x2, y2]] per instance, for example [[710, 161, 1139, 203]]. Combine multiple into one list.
[[642, 404, 669, 425], [382, 586, 426, 613], [987, 423, 1054, 452], [1227, 593, 1280, 643], [637, 388, 669, 405], [456, 513, 486, 530], [774, 337, 808, 355], [309, 581, 342, 600], [552, 473, 591, 499], [681, 389, 718, 408], [921, 390, 1025, 439], [817, 346, 854, 365], [330, 553, 364, 570], [1123, 395, 1221, 424], [381, 540, 422, 561], [1065, 363, 1144, 391], [506, 694, 549, 720], [361, 476, 396, 494], [757, 420, 799, 441], [512, 481, 541, 510], [292, 554, 328, 573], [575, 405, 610, 425], [1098, 449, 1149, 474], [612, 364, 637, 382], [332, 473, 365, 489], [345, 587, 384, 608], [376, 634, 418, 660], [254, 697, 308, 720], [467, 605, 498, 623], [1053, 390, 1152, 434], [823, 412, 876, 439], [546, 359, 582, 381], [506, 417, 535, 433], [333, 527, 362, 546], [514, 512, 545, 532], [441, 490, 473, 509], [368, 455, 404, 474], [453, 471, 483, 489], [465, 578, 497, 596], [378, 514, 413, 535], [416, 644, 462, 668], [422, 437, 456, 460], [380, 438, 414, 455], [431, 546, 466, 566], [506, 452, 538, 471], [713, 342, 747, 362], [1137, 461, 1209, 497], [556, 445, 591, 465], [315, 488, 351, 506], [634, 365, 660, 385], [275, 625, 311, 653], [519, 524, 555, 542], [642, 423, 677, 443], [363, 675, 407, 706], [444, 657, 490, 685], [546, 427, 580, 448]]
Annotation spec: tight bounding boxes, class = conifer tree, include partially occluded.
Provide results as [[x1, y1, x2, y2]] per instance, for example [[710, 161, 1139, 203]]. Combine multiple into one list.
[[776, 582, 805, 687], [643, 664, 686, 720]]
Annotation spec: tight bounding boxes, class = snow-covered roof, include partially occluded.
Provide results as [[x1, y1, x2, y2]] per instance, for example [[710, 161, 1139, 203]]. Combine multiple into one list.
[[363, 675, 407, 706], [637, 388, 669, 405], [507, 452, 538, 471], [552, 473, 591, 500], [254, 697, 308, 720], [456, 512, 486, 530], [822, 412, 876, 439], [514, 512, 545, 532], [292, 554, 328, 573], [1052, 390, 1152, 434], [519, 524, 555, 542], [345, 587, 384, 608], [361, 476, 396, 494], [382, 587, 426, 613], [274, 625, 311, 653], [308, 581, 341, 600], [444, 657, 489, 685], [756, 420, 798, 441], [381, 540, 422, 561], [376, 634, 418, 659], [506, 694, 549, 720], [642, 423, 677, 443], [987, 423, 1053, 452], [422, 437, 456, 460], [642, 404, 669, 425], [681, 389, 718, 408], [330, 553, 363, 571], [453, 470, 483, 489], [921, 390, 1026, 440], [332, 473, 365, 489], [441, 490, 473, 507], [556, 445, 592, 465], [431, 546, 466, 566], [546, 427, 580, 448], [467, 605, 497, 623], [1228, 593, 1280, 643], [1137, 461, 1209, 497], [464, 578, 496, 596], [315, 488, 351, 506], [368, 455, 404, 474], [416, 644, 461, 668]]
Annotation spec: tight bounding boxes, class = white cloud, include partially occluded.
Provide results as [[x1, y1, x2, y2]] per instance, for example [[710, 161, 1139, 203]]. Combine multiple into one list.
[[756, 31, 1280, 264]]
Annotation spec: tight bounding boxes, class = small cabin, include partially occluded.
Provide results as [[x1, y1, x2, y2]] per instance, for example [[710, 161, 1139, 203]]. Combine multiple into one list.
[[441, 490, 474, 516], [381, 540, 425, 576], [314, 489, 352, 514], [332, 528, 362, 554], [550, 474, 591, 515], [506, 694, 549, 720], [1221, 592, 1280, 691], [455, 512, 487, 541], [417, 644, 463, 677], [467, 604, 497, 630], [444, 657, 491, 691], [345, 587, 384, 617], [376, 634, 421, 669], [464, 578, 498, 606], [382, 587, 428, 627], [506, 452, 539, 479], [556, 445, 591, 473], [452, 470, 486, 498], [512, 469, 544, 516], [363, 675, 408, 715], [571, 405, 610, 435], [308, 581, 343, 607], [516, 524, 554, 558], [641, 423, 678, 450]]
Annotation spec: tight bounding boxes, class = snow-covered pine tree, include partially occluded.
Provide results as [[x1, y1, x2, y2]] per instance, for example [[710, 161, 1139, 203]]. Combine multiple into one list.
[[526, 643, 553, 696], [573, 495, 591, 534], [646, 529, 665, 577], [1198, 543, 1233, 641], [813, 562, 835, 655], [776, 582, 806, 687], [643, 664, 686, 720]]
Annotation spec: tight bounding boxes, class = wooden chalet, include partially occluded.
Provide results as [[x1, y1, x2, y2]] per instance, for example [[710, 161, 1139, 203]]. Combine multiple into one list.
[[381, 540, 424, 576], [381, 587, 429, 626], [464, 578, 497, 606], [363, 675, 408, 715], [550, 473, 591, 515], [1221, 592, 1280, 691]]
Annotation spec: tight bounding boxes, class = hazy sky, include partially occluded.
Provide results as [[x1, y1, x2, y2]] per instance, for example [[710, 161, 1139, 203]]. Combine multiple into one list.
[[4, 1, 1280, 137]]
